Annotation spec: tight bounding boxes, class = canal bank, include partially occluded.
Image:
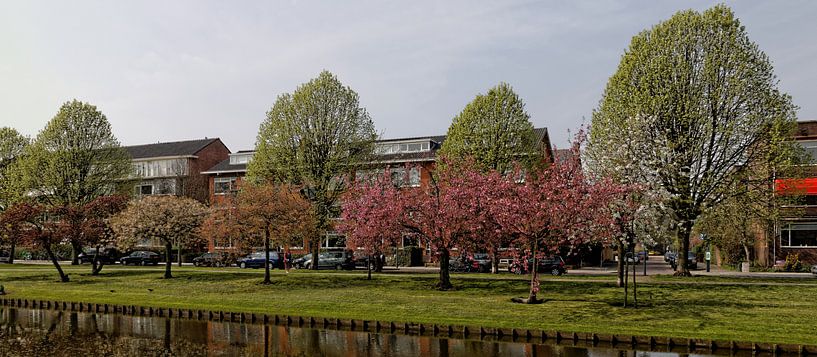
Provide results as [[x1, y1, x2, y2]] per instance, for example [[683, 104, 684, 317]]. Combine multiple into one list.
[[1, 265, 816, 346], [1, 303, 814, 356]]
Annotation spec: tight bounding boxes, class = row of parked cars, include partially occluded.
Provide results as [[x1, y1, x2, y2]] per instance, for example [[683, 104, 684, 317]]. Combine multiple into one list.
[[449, 254, 568, 275], [78, 249, 367, 270], [664, 251, 698, 269]]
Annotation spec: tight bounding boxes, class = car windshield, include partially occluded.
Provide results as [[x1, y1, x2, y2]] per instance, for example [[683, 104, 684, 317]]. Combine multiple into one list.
[[473, 254, 488, 260]]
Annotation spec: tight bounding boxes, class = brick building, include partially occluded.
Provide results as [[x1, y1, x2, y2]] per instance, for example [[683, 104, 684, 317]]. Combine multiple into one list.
[[124, 138, 230, 204], [773, 120, 817, 265], [201, 128, 554, 256]]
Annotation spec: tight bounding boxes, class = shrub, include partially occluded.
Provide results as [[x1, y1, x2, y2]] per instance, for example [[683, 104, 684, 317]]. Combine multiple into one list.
[[783, 253, 802, 272]]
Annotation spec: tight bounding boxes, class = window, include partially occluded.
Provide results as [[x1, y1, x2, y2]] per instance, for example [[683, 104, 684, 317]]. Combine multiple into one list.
[[135, 184, 153, 196], [132, 159, 186, 178], [323, 233, 346, 248], [214, 177, 238, 195], [229, 154, 251, 165], [781, 222, 817, 247], [374, 141, 431, 155], [391, 167, 421, 187], [799, 141, 817, 164]]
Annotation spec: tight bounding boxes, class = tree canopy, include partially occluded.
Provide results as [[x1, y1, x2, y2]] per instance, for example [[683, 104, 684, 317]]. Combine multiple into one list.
[[439, 82, 539, 173], [111, 196, 207, 279], [247, 71, 377, 269], [0, 127, 29, 208], [9, 100, 132, 264], [586, 5, 798, 275]]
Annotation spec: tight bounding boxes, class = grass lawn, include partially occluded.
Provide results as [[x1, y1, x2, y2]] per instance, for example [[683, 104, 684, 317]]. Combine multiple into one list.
[[0, 264, 815, 345]]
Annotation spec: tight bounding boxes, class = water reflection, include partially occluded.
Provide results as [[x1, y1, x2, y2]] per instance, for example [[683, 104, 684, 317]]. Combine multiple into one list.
[[0, 307, 768, 357]]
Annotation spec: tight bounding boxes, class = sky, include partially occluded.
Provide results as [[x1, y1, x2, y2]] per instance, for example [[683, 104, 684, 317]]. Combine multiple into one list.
[[1, 1, 815, 151]]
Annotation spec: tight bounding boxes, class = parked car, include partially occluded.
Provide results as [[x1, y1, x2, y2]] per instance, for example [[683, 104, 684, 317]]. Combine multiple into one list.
[[472, 253, 492, 272], [637, 251, 649, 262], [78, 248, 121, 265], [669, 251, 697, 270], [246, 251, 283, 269], [193, 252, 232, 267], [811, 264, 817, 277], [120, 251, 160, 266], [0, 251, 10, 264], [238, 251, 283, 269], [450, 253, 491, 273], [664, 251, 676, 262], [509, 256, 566, 276], [615, 254, 640, 264], [302, 250, 355, 270], [352, 251, 373, 269], [292, 253, 312, 269]]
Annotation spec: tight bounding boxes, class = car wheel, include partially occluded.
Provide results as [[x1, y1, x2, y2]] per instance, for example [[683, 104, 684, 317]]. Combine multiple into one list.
[[335, 264, 342, 270], [240, 262, 247, 269], [551, 268, 561, 276], [140, 261, 146, 266]]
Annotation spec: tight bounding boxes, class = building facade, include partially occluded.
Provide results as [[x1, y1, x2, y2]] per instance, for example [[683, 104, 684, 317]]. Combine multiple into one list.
[[124, 138, 230, 204], [201, 128, 555, 258], [774, 121, 817, 265]]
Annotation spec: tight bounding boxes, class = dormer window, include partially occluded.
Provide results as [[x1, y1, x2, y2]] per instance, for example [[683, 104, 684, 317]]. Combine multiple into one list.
[[229, 153, 252, 165], [375, 140, 431, 155]]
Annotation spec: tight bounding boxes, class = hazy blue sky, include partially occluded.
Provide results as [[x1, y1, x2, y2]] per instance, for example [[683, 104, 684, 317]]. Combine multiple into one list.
[[1, 1, 815, 150]]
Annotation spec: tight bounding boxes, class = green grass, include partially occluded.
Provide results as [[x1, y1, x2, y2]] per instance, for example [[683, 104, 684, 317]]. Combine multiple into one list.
[[1, 264, 815, 345]]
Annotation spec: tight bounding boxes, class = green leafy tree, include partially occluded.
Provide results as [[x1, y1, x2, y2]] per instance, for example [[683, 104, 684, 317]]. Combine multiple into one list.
[[11, 100, 132, 264], [440, 82, 539, 172], [0, 127, 29, 209], [247, 71, 376, 270], [439, 83, 539, 273], [111, 196, 207, 279], [586, 5, 798, 276]]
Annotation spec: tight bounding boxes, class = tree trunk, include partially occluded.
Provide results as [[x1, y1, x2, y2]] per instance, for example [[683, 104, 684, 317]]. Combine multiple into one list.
[[8, 241, 15, 264], [743, 244, 751, 264], [367, 254, 372, 280], [310, 234, 320, 270], [437, 248, 452, 290], [164, 242, 173, 279], [70, 239, 82, 265], [44, 243, 69, 282], [616, 242, 625, 288], [490, 246, 500, 274], [91, 245, 103, 276], [263, 228, 271, 284], [527, 240, 539, 303], [178, 244, 182, 267], [674, 221, 693, 277]]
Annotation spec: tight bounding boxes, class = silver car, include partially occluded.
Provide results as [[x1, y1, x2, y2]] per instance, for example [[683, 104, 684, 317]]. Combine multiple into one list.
[[811, 264, 817, 277]]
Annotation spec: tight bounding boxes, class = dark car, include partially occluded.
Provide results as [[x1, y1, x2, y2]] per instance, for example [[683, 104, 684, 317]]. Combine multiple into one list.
[[120, 251, 160, 266], [78, 248, 121, 265], [193, 252, 232, 267], [472, 253, 492, 272], [664, 251, 676, 262], [293, 253, 312, 269], [238, 251, 283, 269], [449, 253, 491, 273], [0, 251, 10, 264], [509, 256, 567, 276], [669, 251, 697, 270], [352, 251, 373, 269]]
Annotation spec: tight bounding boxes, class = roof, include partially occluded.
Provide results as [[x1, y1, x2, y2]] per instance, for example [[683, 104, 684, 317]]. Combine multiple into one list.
[[124, 138, 222, 160], [376, 134, 446, 144], [202, 158, 248, 175], [553, 149, 574, 163], [372, 127, 550, 163]]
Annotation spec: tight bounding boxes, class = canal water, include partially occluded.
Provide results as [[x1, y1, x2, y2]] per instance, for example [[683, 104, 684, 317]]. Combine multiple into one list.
[[0, 307, 762, 357]]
